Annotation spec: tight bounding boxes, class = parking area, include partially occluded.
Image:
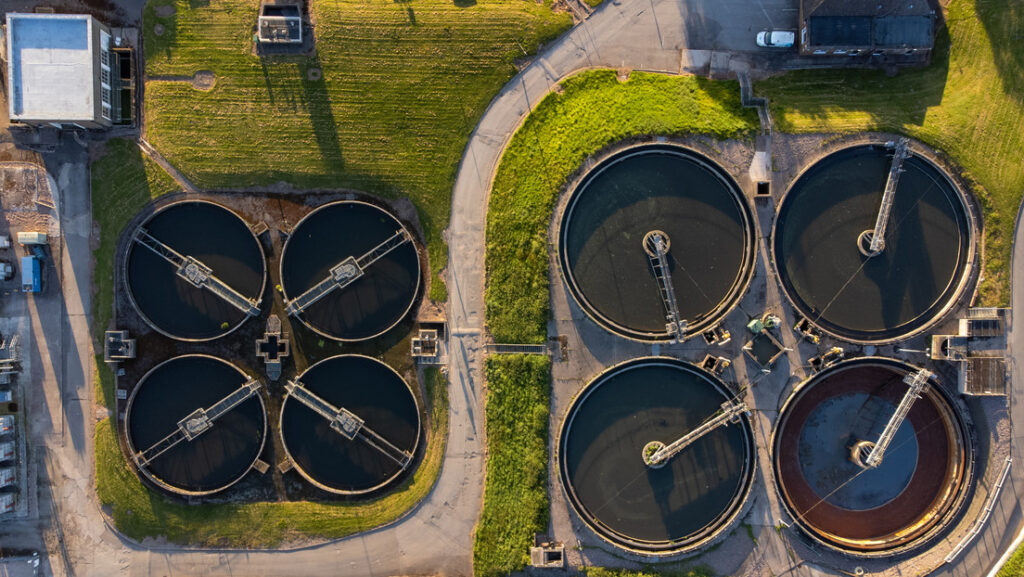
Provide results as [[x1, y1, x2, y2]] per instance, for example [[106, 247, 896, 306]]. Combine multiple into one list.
[[679, 0, 799, 51]]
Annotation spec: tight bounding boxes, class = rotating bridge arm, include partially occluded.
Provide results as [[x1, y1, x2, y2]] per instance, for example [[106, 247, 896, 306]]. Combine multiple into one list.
[[134, 228, 261, 317], [643, 401, 747, 467], [135, 378, 261, 466], [285, 228, 410, 317], [285, 379, 412, 467]]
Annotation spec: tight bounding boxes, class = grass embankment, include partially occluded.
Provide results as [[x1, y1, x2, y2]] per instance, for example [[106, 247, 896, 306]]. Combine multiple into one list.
[[90, 139, 180, 408], [998, 545, 1024, 577], [143, 0, 571, 301], [95, 365, 449, 546], [473, 355, 551, 577], [756, 0, 1024, 306], [484, 70, 758, 343]]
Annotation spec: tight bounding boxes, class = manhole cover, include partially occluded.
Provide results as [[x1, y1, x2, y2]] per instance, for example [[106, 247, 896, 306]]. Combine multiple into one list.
[[308, 67, 322, 81]]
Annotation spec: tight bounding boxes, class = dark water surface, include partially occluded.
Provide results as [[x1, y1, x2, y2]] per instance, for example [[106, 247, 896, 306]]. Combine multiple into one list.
[[281, 202, 419, 341], [126, 202, 265, 340], [560, 146, 752, 339], [775, 146, 970, 341], [561, 359, 752, 549], [281, 355, 419, 494], [127, 356, 266, 493]]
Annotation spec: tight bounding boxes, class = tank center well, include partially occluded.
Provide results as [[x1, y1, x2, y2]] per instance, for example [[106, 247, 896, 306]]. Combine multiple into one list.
[[773, 143, 973, 342], [558, 145, 755, 341], [773, 359, 969, 554], [280, 200, 420, 342], [559, 358, 754, 552]]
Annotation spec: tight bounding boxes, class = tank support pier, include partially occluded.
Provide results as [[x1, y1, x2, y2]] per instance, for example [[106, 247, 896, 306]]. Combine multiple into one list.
[[852, 368, 932, 469], [285, 379, 412, 467], [285, 228, 411, 317], [643, 230, 687, 340], [859, 138, 911, 257], [135, 378, 261, 466], [133, 228, 261, 317], [643, 401, 748, 468]]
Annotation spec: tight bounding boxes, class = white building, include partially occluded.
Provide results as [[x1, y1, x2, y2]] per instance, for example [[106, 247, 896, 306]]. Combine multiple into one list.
[[5, 13, 117, 129]]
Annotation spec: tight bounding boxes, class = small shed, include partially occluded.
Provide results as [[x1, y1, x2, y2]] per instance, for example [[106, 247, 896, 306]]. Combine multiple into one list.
[[258, 2, 302, 44]]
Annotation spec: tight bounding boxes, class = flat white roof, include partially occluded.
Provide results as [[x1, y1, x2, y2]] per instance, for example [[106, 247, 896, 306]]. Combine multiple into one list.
[[6, 13, 97, 121]]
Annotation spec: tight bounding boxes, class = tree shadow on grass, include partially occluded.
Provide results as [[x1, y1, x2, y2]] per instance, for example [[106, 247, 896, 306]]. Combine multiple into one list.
[[975, 0, 1024, 103]]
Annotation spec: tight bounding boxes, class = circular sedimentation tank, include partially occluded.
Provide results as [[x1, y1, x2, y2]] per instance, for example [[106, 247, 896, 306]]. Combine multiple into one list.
[[280, 355, 421, 495], [125, 200, 266, 341], [773, 358, 969, 554], [125, 355, 267, 496], [774, 144, 973, 342], [559, 357, 754, 553], [558, 144, 755, 341], [280, 201, 420, 341]]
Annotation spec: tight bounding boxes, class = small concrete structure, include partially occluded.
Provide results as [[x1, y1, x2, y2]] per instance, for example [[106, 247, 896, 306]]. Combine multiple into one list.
[[529, 535, 565, 569], [931, 308, 1009, 396], [258, 2, 302, 44], [5, 14, 116, 128], [255, 315, 289, 381], [411, 329, 439, 362], [104, 330, 136, 363]]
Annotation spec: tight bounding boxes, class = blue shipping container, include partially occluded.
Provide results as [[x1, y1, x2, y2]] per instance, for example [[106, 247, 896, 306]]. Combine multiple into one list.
[[21, 256, 40, 293]]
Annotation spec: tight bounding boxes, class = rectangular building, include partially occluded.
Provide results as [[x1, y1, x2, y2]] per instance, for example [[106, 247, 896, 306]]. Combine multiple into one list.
[[5, 13, 115, 129], [799, 0, 935, 58]]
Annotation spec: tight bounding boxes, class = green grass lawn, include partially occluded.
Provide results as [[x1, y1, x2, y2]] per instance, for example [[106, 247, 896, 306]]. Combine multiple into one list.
[[95, 365, 448, 546], [473, 354, 551, 577], [757, 0, 1024, 306], [143, 0, 571, 302], [484, 70, 758, 343], [90, 139, 180, 388]]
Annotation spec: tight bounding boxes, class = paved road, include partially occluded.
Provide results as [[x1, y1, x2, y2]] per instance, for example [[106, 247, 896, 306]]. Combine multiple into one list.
[[8, 0, 747, 572], [927, 206, 1024, 577]]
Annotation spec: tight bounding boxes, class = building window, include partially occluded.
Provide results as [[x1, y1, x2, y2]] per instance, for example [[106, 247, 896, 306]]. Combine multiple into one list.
[[101, 67, 110, 87], [101, 49, 111, 71], [102, 87, 112, 106]]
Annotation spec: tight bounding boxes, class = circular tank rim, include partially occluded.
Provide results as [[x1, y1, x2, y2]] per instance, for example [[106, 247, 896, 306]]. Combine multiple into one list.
[[770, 357, 972, 557], [123, 354, 268, 497], [121, 198, 268, 343], [278, 353, 423, 496], [556, 356, 756, 554], [279, 199, 422, 343], [556, 142, 757, 343], [769, 140, 978, 345]]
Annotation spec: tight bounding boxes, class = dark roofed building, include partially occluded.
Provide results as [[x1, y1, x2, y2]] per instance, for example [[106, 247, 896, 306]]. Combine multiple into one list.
[[800, 0, 936, 58]]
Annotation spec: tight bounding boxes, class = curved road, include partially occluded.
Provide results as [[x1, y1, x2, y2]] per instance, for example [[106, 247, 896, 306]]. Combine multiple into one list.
[[21, 0, 1022, 576], [21, 0, 716, 575]]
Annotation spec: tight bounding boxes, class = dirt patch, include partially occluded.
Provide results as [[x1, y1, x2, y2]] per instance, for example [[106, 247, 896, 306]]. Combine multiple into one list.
[[192, 71, 216, 91]]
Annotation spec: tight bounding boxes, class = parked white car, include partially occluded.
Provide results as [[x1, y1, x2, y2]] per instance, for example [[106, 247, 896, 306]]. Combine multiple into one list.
[[756, 30, 796, 48]]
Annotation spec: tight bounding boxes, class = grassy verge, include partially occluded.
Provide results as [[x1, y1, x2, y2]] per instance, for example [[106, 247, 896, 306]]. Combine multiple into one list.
[[95, 366, 448, 546], [90, 139, 179, 346], [756, 0, 1024, 306], [484, 70, 758, 343], [998, 544, 1024, 577], [473, 355, 551, 577], [143, 0, 571, 302]]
